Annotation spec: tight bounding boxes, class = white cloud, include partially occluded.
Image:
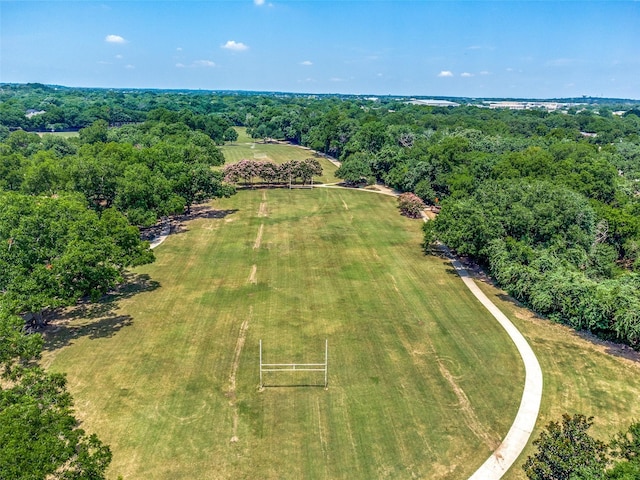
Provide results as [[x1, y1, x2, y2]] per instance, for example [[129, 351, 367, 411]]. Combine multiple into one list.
[[300, 60, 313, 66], [176, 47, 183, 52], [222, 40, 249, 51], [254, 0, 265, 5], [105, 34, 126, 44], [125, 64, 135, 69], [115, 54, 123, 59], [546, 58, 580, 67], [194, 60, 216, 67], [437, 70, 453, 77], [461, 72, 474, 77], [176, 60, 216, 68], [479, 70, 490, 75], [330, 77, 345, 82]]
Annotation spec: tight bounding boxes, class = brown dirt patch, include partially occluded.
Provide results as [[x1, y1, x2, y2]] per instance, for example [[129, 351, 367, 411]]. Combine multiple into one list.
[[253, 224, 264, 249], [228, 313, 250, 443], [248, 265, 257, 284]]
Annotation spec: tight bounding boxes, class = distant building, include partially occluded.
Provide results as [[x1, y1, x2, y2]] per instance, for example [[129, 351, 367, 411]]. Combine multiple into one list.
[[408, 99, 460, 107], [484, 101, 564, 111], [25, 109, 46, 118]]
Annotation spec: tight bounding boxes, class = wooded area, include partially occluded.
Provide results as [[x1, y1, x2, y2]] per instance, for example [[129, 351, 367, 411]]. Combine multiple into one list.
[[1, 83, 640, 478]]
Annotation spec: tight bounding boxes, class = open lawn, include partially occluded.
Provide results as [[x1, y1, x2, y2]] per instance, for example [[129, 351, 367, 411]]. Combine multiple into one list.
[[43, 188, 525, 479], [36, 131, 79, 138], [220, 127, 340, 184]]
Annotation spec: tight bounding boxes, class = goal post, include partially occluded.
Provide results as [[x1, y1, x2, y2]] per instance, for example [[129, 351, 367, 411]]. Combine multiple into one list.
[[259, 339, 328, 389]]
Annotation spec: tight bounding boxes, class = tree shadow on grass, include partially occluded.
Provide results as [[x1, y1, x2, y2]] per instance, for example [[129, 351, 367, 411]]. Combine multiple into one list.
[[141, 206, 238, 241], [42, 273, 160, 352], [171, 208, 238, 236]]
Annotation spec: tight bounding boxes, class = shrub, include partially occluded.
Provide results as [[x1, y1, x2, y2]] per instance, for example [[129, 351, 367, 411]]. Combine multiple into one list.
[[397, 192, 425, 219]]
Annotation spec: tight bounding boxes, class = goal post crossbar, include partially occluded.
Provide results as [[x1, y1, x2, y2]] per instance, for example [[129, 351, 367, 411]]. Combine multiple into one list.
[[259, 339, 328, 388], [261, 363, 326, 367]]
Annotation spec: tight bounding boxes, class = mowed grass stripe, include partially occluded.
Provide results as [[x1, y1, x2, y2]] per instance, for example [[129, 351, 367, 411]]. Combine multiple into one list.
[[46, 188, 523, 480]]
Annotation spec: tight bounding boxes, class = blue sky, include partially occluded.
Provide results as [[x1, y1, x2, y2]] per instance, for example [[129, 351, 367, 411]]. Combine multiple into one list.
[[1, 1, 639, 98]]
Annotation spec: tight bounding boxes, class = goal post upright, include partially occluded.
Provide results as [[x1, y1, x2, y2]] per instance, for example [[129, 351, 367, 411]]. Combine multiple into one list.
[[324, 338, 328, 388], [259, 339, 263, 389]]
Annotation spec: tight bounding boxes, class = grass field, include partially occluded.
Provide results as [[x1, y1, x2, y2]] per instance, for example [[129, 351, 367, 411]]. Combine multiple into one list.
[[36, 131, 79, 138], [41, 136, 640, 479], [220, 127, 340, 184], [44, 187, 526, 479]]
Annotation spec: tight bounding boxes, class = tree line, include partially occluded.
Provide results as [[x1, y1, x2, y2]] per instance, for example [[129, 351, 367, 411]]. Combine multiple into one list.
[[3, 85, 640, 350], [201, 89, 640, 350], [222, 158, 322, 187]]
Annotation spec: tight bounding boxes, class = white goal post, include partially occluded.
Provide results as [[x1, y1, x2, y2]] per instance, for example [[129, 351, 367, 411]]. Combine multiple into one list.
[[259, 339, 328, 388]]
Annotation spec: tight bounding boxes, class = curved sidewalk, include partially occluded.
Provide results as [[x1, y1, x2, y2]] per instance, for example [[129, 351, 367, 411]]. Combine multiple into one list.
[[443, 248, 543, 479]]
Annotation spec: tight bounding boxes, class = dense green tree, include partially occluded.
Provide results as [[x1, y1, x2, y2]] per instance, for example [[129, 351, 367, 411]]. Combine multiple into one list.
[[0, 312, 112, 480], [5, 129, 42, 156], [167, 162, 235, 213], [0, 193, 154, 320], [523, 414, 608, 480], [335, 152, 374, 185], [78, 119, 108, 144], [20, 150, 69, 196], [223, 126, 239, 143], [115, 164, 180, 226]]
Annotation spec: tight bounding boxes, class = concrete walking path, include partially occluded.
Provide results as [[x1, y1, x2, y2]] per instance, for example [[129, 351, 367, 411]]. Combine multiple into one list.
[[149, 223, 171, 249], [443, 247, 543, 479]]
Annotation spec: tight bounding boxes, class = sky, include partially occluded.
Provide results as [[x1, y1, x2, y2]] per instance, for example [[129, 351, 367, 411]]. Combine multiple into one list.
[[1, 1, 639, 99]]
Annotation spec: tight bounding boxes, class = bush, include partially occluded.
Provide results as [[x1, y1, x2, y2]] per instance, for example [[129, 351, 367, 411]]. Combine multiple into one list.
[[397, 192, 425, 219]]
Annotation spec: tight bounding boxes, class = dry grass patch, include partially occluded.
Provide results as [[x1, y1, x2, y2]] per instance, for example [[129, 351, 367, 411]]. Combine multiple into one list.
[[472, 281, 640, 479]]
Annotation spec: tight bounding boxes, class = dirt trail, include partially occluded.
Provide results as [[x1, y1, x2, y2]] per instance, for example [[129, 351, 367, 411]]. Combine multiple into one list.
[[253, 224, 264, 249], [248, 265, 257, 284], [228, 312, 251, 443]]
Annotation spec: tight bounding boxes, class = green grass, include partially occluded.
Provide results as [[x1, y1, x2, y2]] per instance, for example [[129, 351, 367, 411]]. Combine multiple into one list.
[[220, 127, 340, 184], [44, 188, 525, 479], [36, 131, 79, 138]]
